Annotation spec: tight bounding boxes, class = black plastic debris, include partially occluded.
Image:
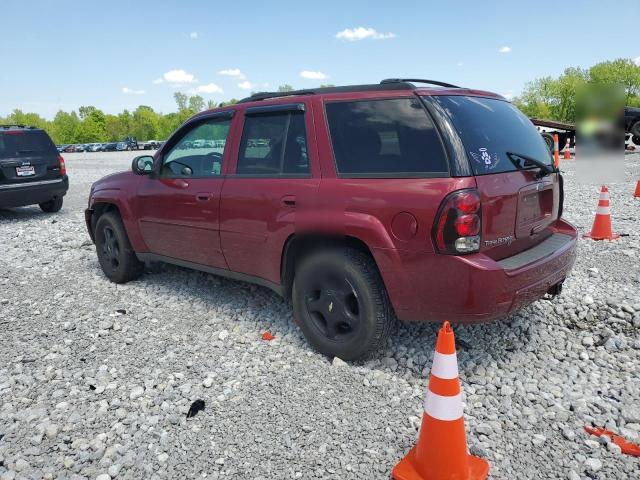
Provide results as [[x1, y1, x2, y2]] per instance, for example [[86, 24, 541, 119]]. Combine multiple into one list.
[[116, 309, 127, 314], [89, 385, 96, 391], [187, 399, 205, 418]]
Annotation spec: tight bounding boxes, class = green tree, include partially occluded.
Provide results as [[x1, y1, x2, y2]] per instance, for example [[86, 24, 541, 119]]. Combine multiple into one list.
[[50, 110, 80, 144], [78, 105, 97, 120], [131, 106, 159, 140], [589, 58, 640, 101], [277, 84, 294, 92], [174, 92, 189, 111], [188, 95, 205, 112]]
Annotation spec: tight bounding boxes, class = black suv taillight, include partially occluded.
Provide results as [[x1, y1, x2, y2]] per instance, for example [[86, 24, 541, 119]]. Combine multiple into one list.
[[433, 189, 481, 254], [58, 155, 66, 176]]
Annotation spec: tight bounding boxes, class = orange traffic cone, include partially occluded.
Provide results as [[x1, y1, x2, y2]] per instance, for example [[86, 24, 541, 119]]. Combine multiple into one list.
[[553, 133, 560, 168], [563, 138, 571, 160], [634, 180, 640, 198], [583, 186, 620, 240], [392, 322, 489, 480]]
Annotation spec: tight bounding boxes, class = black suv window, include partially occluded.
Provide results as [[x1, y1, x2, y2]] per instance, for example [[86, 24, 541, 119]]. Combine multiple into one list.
[[237, 111, 309, 176], [430, 95, 552, 175], [0, 130, 57, 159], [161, 118, 230, 177], [325, 98, 448, 176]]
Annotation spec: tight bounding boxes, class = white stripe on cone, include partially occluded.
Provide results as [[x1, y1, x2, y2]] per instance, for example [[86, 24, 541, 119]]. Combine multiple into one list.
[[596, 206, 611, 215], [431, 352, 459, 379], [424, 391, 464, 421], [599, 192, 610, 200]]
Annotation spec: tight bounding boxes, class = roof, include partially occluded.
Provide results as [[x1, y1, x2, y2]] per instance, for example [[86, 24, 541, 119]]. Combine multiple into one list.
[[237, 78, 462, 103]]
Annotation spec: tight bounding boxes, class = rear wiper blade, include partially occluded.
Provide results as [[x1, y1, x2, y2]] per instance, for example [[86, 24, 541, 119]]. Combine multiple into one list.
[[506, 151, 555, 178]]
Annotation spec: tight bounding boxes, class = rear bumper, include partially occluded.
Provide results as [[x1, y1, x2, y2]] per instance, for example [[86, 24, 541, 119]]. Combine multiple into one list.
[[376, 219, 578, 323], [0, 176, 69, 208]]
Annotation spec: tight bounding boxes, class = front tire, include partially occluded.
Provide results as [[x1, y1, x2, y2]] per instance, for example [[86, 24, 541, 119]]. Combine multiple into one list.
[[292, 248, 393, 361], [39, 197, 63, 213], [94, 212, 143, 283]]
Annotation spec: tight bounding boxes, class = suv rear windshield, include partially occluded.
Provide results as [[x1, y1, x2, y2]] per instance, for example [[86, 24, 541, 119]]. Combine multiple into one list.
[[325, 98, 448, 176], [0, 130, 57, 159], [429, 95, 552, 175]]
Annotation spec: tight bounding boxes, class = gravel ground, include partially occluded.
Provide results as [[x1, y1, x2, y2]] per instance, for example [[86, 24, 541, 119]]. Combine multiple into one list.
[[1, 151, 639, 480]]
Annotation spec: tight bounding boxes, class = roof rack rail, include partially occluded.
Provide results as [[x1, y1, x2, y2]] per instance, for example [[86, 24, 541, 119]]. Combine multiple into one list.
[[380, 78, 460, 88], [238, 90, 316, 103], [0, 124, 37, 130], [238, 82, 417, 103]]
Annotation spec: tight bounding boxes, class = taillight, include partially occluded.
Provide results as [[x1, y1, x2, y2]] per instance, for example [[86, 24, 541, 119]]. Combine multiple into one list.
[[58, 155, 66, 176], [433, 189, 481, 254]]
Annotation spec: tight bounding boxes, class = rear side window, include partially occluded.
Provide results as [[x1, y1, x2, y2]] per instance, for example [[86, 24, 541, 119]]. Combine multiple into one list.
[[325, 98, 448, 176], [237, 111, 309, 176], [0, 130, 57, 159], [430, 95, 552, 175]]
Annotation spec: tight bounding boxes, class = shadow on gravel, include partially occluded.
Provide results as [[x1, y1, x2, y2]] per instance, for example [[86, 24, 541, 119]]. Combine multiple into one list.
[[0, 206, 47, 221]]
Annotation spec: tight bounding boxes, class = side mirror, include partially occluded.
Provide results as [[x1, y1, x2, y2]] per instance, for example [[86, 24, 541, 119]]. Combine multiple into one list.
[[132, 155, 154, 175]]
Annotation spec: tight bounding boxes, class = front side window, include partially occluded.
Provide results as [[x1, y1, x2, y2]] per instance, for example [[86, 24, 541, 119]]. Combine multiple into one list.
[[237, 111, 309, 176], [325, 98, 449, 176], [161, 118, 231, 177]]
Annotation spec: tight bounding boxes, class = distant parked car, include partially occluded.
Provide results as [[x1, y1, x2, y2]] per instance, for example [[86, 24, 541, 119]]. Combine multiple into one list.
[[0, 125, 68, 212], [624, 106, 640, 145], [102, 143, 118, 152], [87, 143, 103, 152]]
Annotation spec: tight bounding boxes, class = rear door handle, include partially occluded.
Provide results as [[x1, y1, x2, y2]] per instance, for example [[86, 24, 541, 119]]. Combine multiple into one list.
[[196, 193, 213, 202], [281, 195, 296, 207]]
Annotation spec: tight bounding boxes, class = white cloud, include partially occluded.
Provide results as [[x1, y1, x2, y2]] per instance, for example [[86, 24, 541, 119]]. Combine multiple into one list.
[[503, 92, 514, 100], [300, 70, 328, 80], [634, 56, 640, 66], [336, 27, 396, 42], [457, 62, 464, 67], [162, 69, 197, 84], [190, 83, 223, 94], [189, 31, 198, 40], [153, 78, 164, 85], [122, 87, 145, 95], [237, 81, 255, 90], [499, 46, 512, 54], [218, 68, 245, 79]]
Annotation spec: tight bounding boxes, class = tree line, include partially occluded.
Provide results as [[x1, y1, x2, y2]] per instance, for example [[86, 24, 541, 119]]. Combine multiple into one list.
[[0, 93, 244, 145], [513, 58, 640, 123], [0, 83, 332, 145]]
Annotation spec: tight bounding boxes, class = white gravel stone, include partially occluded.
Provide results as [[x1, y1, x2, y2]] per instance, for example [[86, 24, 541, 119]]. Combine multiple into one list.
[[129, 386, 144, 400]]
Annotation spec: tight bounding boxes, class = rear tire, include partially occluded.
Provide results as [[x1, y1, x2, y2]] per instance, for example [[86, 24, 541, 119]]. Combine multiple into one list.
[[39, 197, 63, 213], [632, 135, 640, 145], [631, 121, 640, 138], [94, 212, 143, 283], [292, 248, 393, 361]]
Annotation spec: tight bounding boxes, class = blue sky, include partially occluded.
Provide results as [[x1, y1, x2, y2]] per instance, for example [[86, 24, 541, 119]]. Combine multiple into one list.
[[1, 0, 636, 119]]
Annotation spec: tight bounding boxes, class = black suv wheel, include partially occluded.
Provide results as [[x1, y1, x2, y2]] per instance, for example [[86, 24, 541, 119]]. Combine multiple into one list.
[[39, 197, 63, 213], [292, 248, 393, 360], [94, 212, 144, 283]]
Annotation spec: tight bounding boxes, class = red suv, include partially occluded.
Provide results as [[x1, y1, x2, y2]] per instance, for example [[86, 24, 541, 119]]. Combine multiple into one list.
[[86, 79, 577, 360]]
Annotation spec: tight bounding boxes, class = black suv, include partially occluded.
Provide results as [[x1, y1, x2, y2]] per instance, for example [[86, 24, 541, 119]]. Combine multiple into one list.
[[625, 106, 640, 144], [0, 125, 69, 212]]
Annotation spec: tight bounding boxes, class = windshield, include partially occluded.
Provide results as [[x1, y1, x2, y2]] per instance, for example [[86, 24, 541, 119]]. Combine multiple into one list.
[[428, 95, 552, 175], [0, 130, 57, 159]]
